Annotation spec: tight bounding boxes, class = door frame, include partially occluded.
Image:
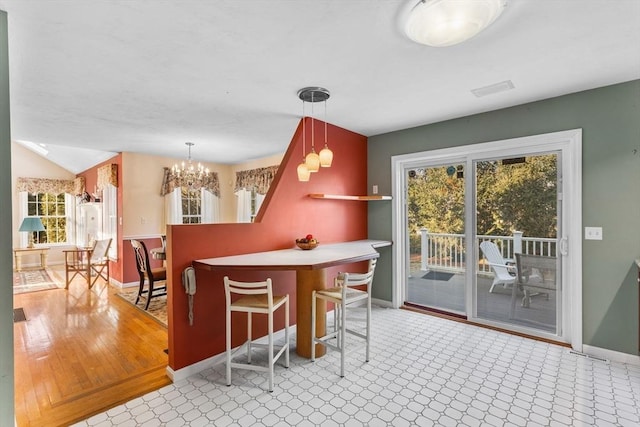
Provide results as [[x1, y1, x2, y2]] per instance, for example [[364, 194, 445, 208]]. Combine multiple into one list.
[[391, 129, 583, 350]]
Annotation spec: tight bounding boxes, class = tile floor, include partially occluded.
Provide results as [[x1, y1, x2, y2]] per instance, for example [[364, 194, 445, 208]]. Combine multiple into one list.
[[74, 307, 640, 426]]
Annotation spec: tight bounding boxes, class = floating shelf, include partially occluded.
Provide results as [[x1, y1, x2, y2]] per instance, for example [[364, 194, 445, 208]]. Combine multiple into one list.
[[308, 193, 392, 201]]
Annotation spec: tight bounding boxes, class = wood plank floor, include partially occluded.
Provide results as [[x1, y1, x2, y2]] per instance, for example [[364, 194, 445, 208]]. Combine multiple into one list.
[[13, 267, 171, 427]]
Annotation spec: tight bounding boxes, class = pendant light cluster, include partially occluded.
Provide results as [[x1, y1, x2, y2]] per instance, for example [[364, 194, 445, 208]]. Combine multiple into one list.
[[297, 87, 333, 182]]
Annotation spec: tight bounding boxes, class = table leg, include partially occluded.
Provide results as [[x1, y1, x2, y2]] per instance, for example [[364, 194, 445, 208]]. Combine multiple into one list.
[[296, 269, 326, 358], [40, 251, 48, 269]]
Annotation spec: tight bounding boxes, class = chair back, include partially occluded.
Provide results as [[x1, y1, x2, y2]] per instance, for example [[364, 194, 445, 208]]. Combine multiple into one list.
[[479, 241, 513, 280], [224, 277, 275, 308], [336, 258, 377, 292], [90, 238, 112, 264], [131, 239, 152, 277]]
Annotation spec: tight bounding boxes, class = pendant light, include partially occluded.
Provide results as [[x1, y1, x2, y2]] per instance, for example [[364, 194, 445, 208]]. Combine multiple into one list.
[[297, 99, 310, 182], [318, 98, 333, 167], [298, 87, 331, 177]]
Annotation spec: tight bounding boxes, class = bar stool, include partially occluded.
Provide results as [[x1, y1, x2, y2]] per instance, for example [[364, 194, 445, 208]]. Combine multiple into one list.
[[224, 276, 290, 392], [311, 258, 377, 377]]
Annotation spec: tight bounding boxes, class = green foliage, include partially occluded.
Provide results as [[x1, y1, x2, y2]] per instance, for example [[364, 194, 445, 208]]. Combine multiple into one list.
[[407, 154, 557, 253]]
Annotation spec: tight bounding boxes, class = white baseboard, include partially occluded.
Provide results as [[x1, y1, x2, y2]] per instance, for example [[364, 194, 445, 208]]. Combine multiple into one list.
[[372, 298, 393, 308], [167, 325, 297, 382], [582, 344, 640, 366]]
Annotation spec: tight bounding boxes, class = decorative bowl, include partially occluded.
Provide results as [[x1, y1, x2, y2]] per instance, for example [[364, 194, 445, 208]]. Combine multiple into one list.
[[295, 240, 319, 250]]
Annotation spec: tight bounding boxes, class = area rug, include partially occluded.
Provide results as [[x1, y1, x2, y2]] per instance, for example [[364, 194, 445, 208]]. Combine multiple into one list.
[[13, 269, 62, 294], [422, 271, 455, 281], [116, 291, 167, 327]]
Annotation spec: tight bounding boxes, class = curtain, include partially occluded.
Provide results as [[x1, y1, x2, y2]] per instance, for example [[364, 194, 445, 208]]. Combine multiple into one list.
[[235, 189, 252, 223], [234, 165, 279, 195], [255, 193, 266, 217], [201, 188, 220, 224], [17, 177, 75, 194], [165, 188, 182, 225], [18, 192, 28, 247], [97, 164, 118, 190]]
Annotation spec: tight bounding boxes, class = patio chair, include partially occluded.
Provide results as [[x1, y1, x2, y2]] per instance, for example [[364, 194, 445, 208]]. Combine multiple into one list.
[[479, 241, 515, 293], [63, 238, 112, 289], [511, 253, 556, 318]]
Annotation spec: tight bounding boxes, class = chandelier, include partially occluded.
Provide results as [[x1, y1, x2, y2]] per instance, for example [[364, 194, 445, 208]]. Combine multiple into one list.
[[297, 87, 334, 182], [172, 142, 211, 190]]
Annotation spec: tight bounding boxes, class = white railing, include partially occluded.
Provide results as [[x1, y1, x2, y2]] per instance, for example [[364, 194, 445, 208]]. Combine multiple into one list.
[[418, 228, 557, 273]]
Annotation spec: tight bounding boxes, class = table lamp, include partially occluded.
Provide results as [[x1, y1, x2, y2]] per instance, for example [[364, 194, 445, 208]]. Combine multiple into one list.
[[19, 216, 45, 248]]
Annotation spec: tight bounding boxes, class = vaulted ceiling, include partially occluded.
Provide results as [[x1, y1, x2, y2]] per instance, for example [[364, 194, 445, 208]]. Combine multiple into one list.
[[1, 0, 638, 173]]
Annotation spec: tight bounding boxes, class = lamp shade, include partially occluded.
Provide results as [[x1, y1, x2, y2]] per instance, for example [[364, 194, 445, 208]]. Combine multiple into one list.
[[19, 217, 45, 232], [405, 0, 506, 47]]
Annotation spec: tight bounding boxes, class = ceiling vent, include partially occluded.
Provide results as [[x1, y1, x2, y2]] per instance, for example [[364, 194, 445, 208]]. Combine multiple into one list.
[[471, 80, 514, 97]]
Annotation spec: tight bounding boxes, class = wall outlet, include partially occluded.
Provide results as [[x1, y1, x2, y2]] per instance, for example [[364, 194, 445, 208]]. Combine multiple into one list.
[[585, 226, 603, 240], [372, 185, 378, 195]]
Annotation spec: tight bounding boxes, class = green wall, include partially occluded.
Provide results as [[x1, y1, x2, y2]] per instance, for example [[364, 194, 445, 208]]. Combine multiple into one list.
[[0, 9, 14, 425], [368, 80, 640, 356]]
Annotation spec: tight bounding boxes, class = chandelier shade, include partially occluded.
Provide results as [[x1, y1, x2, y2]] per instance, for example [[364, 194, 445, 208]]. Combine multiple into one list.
[[297, 87, 333, 181], [405, 0, 506, 47]]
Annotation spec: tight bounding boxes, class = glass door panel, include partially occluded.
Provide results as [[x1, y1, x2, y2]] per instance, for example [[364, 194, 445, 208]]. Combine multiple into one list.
[[405, 164, 466, 315], [474, 153, 561, 334]]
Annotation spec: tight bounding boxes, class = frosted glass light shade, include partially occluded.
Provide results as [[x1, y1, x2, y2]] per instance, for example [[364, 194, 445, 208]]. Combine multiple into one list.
[[297, 162, 310, 181], [319, 145, 333, 167], [405, 0, 506, 47], [305, 150, 320, 172]]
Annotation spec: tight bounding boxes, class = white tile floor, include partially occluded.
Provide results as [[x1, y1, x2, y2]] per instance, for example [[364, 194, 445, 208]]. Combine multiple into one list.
[[74, 307, 640, 427]]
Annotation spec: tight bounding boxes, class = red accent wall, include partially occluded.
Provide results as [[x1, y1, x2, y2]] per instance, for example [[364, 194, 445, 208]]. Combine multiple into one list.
[[77, 154, 124, 283], [168, 118, 368, 370]]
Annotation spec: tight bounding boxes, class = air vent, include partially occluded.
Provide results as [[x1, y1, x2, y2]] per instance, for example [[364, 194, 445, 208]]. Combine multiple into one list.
[[471, 80, 514, 98]]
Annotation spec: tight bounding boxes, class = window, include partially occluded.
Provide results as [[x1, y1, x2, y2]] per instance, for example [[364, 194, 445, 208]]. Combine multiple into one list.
[[27, 192, 68, 244], [181, 188, 202, 224]]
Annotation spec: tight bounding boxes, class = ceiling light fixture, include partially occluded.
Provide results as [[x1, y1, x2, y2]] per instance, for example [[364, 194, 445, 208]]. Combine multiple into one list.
[[297, 101, 310, 182], [297, 87, 333, 181], [172, 142, 211, 190], [405, 0, 507, 47]]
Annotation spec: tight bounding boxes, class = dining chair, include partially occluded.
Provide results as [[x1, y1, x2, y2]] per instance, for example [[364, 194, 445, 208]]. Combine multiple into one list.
[[311, 258, 377, 377], [131, 239, 167, 310], [63, 238, 112, 289], [224, 276, 289, 392]]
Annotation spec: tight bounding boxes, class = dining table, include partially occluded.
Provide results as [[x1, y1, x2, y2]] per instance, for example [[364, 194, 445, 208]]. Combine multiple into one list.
[[193, 239, 391, 358]]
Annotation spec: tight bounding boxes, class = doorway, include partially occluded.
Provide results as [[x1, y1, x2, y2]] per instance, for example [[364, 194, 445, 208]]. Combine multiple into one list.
[[392, 130, 582, 346]]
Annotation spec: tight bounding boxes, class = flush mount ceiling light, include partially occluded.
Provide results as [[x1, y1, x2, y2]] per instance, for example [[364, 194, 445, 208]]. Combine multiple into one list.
[[297, 87, 333, 182], [405, 0, 507, 47]]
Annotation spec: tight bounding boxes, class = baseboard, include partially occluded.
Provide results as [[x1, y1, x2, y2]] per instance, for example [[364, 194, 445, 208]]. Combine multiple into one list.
[[372, 298, 393, 308], [582, 344, 640, 366], [166, 325, 297, 382]]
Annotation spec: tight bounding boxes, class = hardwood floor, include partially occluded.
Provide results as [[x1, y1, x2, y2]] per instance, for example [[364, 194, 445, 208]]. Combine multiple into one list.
[[13, 267, 170, 427]]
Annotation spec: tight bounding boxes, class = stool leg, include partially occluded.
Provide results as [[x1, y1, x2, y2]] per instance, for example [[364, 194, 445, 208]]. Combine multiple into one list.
[[226, 307, 232, 386], [268, 310, 274, 392], [311, 291, 316, 361], [285, 297, 290, 368], [340, 299, 346, 378], [247, 312, 252, 364], [366, 295, 371, 363]]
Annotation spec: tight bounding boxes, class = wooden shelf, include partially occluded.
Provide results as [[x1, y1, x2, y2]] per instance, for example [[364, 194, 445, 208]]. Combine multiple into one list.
[[308, 193, 392, 201]]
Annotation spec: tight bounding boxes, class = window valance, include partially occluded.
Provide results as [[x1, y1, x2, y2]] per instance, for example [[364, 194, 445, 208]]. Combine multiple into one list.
[[234, 165, 279, 195], [97, 164, 118, 190], [74, 177, 85, 195], [160, 167, 220, 197], [17, 177, 76, 194]]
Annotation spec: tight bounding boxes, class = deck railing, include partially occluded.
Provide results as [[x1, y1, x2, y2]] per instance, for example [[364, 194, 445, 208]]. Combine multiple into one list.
[[418, 229, 557, 273]]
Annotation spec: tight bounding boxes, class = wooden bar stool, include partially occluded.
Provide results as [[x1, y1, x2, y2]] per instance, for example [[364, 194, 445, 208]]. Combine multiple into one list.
[[224, 276, 289, 392], [311, 258, 377, 377]]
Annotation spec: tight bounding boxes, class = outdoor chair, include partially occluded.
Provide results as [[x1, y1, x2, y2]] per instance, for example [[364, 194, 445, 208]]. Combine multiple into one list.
[[511, 253, 556, 318], [479, 241, 516, 293]]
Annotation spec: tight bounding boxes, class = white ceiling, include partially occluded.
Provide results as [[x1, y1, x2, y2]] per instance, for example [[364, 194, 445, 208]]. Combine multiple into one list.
[[1, 0, 639, 174]]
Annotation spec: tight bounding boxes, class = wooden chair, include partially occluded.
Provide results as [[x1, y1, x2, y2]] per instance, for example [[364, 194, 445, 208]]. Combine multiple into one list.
[[131, 239, 167, 310], [64, 238, 112, 289], [311, 258, 377, 378], [224, 276, 289, 392]]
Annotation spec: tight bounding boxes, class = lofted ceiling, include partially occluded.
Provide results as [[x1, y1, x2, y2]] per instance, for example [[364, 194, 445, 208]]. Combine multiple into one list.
[[0, 0, 639, 174]]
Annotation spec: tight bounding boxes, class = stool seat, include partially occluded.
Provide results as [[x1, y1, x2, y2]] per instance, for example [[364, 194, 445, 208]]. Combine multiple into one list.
[[231, 294, 288, 310]]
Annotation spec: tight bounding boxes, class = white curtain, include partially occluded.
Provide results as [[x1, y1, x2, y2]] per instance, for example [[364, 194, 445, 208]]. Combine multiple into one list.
[[65, 193, 76, 245], [235, 188, 252, 223], [201, 188, 220, 223], [18, 191, 28, 247], [255, 193, 266, 218], [165, 188, 182, 225]]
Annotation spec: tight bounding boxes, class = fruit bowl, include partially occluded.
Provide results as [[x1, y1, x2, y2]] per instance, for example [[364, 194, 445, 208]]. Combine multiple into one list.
[[295, 239, 319, 250]]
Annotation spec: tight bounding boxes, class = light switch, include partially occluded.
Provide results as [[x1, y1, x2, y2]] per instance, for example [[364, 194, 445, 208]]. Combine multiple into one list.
[[585, 226, 603, 240], [372, 185, 378, 195]]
